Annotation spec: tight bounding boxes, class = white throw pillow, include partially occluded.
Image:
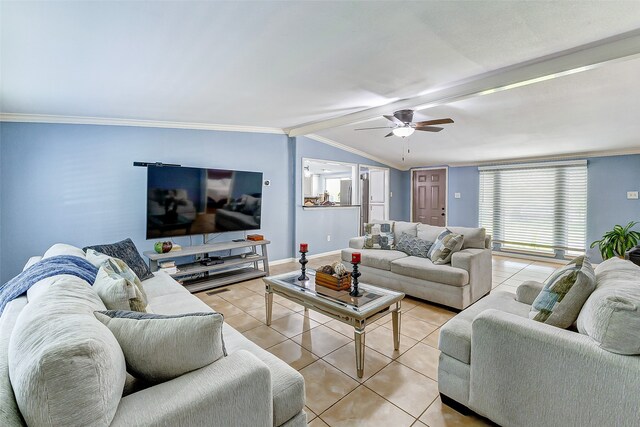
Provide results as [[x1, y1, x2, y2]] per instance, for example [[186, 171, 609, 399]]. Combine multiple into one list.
[[8, 278, 126, 427], [85, 248, 111, 268], [94, 260, 147, 312], [42, 243, 85, 260], [95, 310, 226, 383]]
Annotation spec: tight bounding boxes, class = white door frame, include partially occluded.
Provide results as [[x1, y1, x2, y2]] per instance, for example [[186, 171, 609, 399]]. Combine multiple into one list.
[[359, 164, 390, 220], [409, 166, 449, 226]]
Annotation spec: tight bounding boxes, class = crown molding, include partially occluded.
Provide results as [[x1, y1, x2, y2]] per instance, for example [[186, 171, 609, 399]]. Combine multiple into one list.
[[419, 147, 640, 168], [304, 134, 409, 171], [0, 113, 285, 134]]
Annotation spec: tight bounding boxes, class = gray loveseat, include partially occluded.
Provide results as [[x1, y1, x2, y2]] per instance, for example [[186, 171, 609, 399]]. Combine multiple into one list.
[[438, 257, 640, 427], [0, 244, 306, 427], [342, 221, 492, 310]]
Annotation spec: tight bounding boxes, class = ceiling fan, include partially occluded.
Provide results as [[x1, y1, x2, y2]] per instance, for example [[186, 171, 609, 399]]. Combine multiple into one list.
[[355, 109, 454, 137]]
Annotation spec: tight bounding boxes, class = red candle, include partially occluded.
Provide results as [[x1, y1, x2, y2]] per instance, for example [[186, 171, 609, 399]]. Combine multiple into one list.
[[351, 252, 361, 264], [299, 243, 308, 253]]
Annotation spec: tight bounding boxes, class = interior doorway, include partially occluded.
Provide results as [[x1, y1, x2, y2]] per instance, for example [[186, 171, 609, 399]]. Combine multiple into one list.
[[411, 168, 447, 226], [360, 165, 389, 233]]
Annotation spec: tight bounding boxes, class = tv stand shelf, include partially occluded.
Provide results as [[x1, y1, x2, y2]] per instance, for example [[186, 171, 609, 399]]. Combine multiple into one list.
[[144, 240, 270, 293]]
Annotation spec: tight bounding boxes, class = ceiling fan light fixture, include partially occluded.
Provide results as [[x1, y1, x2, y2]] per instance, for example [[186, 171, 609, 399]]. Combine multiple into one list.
[[392, 126, 415, 137]]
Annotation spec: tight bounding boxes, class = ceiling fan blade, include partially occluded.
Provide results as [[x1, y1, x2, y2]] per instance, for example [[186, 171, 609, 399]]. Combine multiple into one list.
[[383, 115, 403, 124], [415, 118, 454, 126], [394, 109, 414, 124], [354, 126, 392, 131], [385, 131, 395, 137], [415, 126, 444, 132]]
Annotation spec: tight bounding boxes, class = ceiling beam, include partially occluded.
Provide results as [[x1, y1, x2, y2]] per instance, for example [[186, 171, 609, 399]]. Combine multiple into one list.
[[285, 28, 640, 137]]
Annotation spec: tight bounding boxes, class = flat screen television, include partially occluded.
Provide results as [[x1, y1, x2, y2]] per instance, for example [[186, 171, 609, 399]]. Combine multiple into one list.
[[146, 165, 263, 238]]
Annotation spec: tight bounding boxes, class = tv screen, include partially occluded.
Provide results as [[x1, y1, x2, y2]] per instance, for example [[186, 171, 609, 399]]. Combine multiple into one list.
[[146, 165, 263, 238]]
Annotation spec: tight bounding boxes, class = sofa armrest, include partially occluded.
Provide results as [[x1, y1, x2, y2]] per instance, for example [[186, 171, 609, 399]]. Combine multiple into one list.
[[515, 280, 544, 305], [470, 309, 640, 427], [110, 350, 272, 427], [349, 237, 365, 249], [451, 249, 492, 304]]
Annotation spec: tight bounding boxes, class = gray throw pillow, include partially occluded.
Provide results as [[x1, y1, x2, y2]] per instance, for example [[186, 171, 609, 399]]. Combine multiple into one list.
[[529, 256, 596, 328], [94, 310, 226, 382], [84, 238, 153, 281], [427, 229, 464, 265], [396, 233, 432, 258]]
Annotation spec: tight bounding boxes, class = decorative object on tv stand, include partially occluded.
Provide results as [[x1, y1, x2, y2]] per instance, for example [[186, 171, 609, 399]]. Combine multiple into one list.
[[298, 243, 309, 281], [154, 241, 173, 254], [350, 252, 363, 297], [590, 221, 640, 260]]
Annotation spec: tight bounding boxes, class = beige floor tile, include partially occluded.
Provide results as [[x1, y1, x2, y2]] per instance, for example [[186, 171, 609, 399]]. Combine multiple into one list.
[[381, 314, 438, 341], [241, 325, 287, 349], [308, 418, 329, 427], [247, 302, 295, 322], [268, 313, 320, 338], [218, 285, 257, 302], [299, 360, 359, 414], [365, 361, 439, 417], [267, 339, 318, 370], [324, 343, 392, 382], [273, 294, 306, 312], [510, 271, 549, 282], [401, 297, 421, 310], [302, 309, 334, 324], [412, 421, 428, 427], [501, 278, 524, 287], [224, 312, 263, 332], [228, 293, 266, 311], [419, 396, 493, 427], [320, 385, 415, 427], [291, 325, 352, 357], [396, 342, 440, 381], [203, 298, 244, 317], [364, 324, 418, 359], [324, 319, 369, 339], [423, 328, 440, 349], [238, 279, 265, 294], [404, 304, 455, 327], [305, 405, 317, 422]]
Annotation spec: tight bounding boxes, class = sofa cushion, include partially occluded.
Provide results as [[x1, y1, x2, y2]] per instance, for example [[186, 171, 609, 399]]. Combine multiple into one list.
[[342, 248, 407, 271], [396, 233, 433, 258], [84, 238, 154, 281], [447, 227, 487, 250], [8, 278, 126, 427], [417, 223, 445, 242], [393, 221, 418, 242], [363, 222, 395, 250], [390, 256, 469, 286], [0, 297, 27, 426], [42, 243, 86, 260], [529, 256, 596, 328], [142, 270, 192, 300], [577, 258, 640, 355], [95, 310, 226, 382], [440, 291, 530, 364], [428, 230, 464, 265]]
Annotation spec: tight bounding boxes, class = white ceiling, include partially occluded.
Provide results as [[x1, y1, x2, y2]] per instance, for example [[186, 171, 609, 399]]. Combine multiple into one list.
[[2, 1, 640, 168]]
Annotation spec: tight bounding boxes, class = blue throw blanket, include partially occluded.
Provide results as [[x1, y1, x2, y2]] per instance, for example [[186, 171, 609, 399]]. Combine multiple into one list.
[[0, 255, 98, 315]]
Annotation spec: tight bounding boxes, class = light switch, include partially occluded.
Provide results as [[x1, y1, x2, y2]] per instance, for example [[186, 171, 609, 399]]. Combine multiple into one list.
[[390, 191, 393, 197], [454, 192, 461, 199], [627, 191, 639, 200]]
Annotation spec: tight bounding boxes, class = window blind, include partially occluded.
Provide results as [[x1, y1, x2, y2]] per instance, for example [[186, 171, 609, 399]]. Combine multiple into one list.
[[479, 160, 587, 255]]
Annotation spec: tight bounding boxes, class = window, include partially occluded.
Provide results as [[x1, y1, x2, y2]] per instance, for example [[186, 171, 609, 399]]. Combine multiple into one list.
[[479, 160, 587, 256]]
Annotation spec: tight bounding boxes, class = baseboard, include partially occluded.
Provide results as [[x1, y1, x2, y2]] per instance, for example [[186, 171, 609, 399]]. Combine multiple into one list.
[[269, 258, 295, 266]]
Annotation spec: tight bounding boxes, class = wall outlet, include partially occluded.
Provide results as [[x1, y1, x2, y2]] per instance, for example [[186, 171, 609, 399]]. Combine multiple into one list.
[[327, 235, 331, 242], [627, 191, 639, 200], [454, 192, 461, 199]]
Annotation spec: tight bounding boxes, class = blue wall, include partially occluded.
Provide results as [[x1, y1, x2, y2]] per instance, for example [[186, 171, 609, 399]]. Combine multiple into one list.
[[294, 136, 409, 256], [0, 122, 294, 282], [439, 155, 640, 261]]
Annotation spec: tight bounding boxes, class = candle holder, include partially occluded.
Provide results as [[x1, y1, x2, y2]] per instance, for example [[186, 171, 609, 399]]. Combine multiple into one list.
[[298, 250, 309, 281], [350, 261, 363, 297]]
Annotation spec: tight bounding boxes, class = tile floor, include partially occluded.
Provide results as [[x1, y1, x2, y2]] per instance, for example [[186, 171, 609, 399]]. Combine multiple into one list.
[[195, 254, 564, 427]]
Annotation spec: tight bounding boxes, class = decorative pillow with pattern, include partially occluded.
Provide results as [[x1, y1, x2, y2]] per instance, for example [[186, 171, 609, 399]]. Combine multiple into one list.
[[396, 233, 433, 258], [83, 238, 154, 281], [94, 310, 226, 382], [363, 222, 395, 250], [530, 256, 596, 328], [93, 258, 148, 312], [427, 229, 464, 265]]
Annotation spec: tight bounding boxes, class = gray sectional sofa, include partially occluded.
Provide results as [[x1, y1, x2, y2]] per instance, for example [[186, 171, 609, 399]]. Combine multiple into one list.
[[438, 257, 640, 427], [0, 244, 306, 427], [342, 221, 492, 310]]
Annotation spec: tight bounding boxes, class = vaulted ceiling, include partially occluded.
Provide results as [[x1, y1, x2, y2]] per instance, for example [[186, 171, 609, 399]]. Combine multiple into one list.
[[2, 1, 640, 169]]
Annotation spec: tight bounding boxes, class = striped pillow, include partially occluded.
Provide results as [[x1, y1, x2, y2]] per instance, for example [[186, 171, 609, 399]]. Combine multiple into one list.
[[427, 229, 464, 265]]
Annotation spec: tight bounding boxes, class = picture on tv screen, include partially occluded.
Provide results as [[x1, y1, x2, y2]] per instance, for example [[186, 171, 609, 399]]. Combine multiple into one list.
[[146, 165, 263, 238]]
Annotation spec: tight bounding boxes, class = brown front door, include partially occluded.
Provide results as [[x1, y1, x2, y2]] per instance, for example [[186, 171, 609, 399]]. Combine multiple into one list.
[[413, 169, 446, 226]]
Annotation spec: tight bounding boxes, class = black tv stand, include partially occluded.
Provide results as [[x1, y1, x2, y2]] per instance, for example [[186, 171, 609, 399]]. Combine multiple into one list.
[[144, 240, 270, 293]]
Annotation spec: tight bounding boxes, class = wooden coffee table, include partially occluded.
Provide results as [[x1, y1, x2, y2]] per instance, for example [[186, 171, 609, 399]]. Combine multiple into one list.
[[263, 269, 404, 378]]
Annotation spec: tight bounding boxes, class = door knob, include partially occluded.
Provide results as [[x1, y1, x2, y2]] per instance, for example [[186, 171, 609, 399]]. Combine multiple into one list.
[[441, 213, 445, 216]]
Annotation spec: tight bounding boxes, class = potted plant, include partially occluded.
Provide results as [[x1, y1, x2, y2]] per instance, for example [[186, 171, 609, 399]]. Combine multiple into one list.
[[590, 221, 640, 260]]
